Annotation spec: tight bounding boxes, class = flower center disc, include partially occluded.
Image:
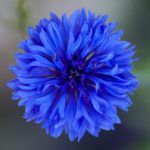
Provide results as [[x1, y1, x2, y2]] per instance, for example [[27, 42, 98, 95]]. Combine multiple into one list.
[[67, 67, 84, 88]]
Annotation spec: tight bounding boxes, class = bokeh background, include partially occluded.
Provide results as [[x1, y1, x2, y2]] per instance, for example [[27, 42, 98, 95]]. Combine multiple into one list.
[[0, 0, 150, 150]]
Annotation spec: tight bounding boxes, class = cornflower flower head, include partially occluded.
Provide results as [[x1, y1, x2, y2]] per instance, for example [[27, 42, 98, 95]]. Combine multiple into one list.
[[8, 8, 138, 141]]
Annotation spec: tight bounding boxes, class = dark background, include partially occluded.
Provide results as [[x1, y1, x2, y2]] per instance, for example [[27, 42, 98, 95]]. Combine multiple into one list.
[[0, 0, 150, 150]]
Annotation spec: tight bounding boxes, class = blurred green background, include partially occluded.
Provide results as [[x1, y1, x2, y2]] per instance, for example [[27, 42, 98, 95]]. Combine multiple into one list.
[[0, 0, 150, 150]]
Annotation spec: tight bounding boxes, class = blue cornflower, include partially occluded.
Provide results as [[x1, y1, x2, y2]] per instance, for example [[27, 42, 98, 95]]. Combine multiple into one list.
[[8, 8, 138, 141]]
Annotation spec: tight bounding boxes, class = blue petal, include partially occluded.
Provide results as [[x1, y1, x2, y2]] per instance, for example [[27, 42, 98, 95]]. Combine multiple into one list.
[[28, 26, 40, 41]]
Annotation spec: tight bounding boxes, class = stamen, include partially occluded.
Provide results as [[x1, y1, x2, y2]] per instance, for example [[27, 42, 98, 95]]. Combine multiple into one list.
[[50, 68, 56, 71], [85, 52, 94, 61]]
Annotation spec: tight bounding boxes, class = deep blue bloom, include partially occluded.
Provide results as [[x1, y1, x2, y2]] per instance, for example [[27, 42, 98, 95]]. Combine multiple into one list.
[[8, 8, 138, 141]]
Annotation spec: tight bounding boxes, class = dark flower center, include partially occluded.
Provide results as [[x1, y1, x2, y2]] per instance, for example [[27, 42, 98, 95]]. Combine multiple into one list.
[[68, 68, 81, 80], [67, 66, 84, 88]]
